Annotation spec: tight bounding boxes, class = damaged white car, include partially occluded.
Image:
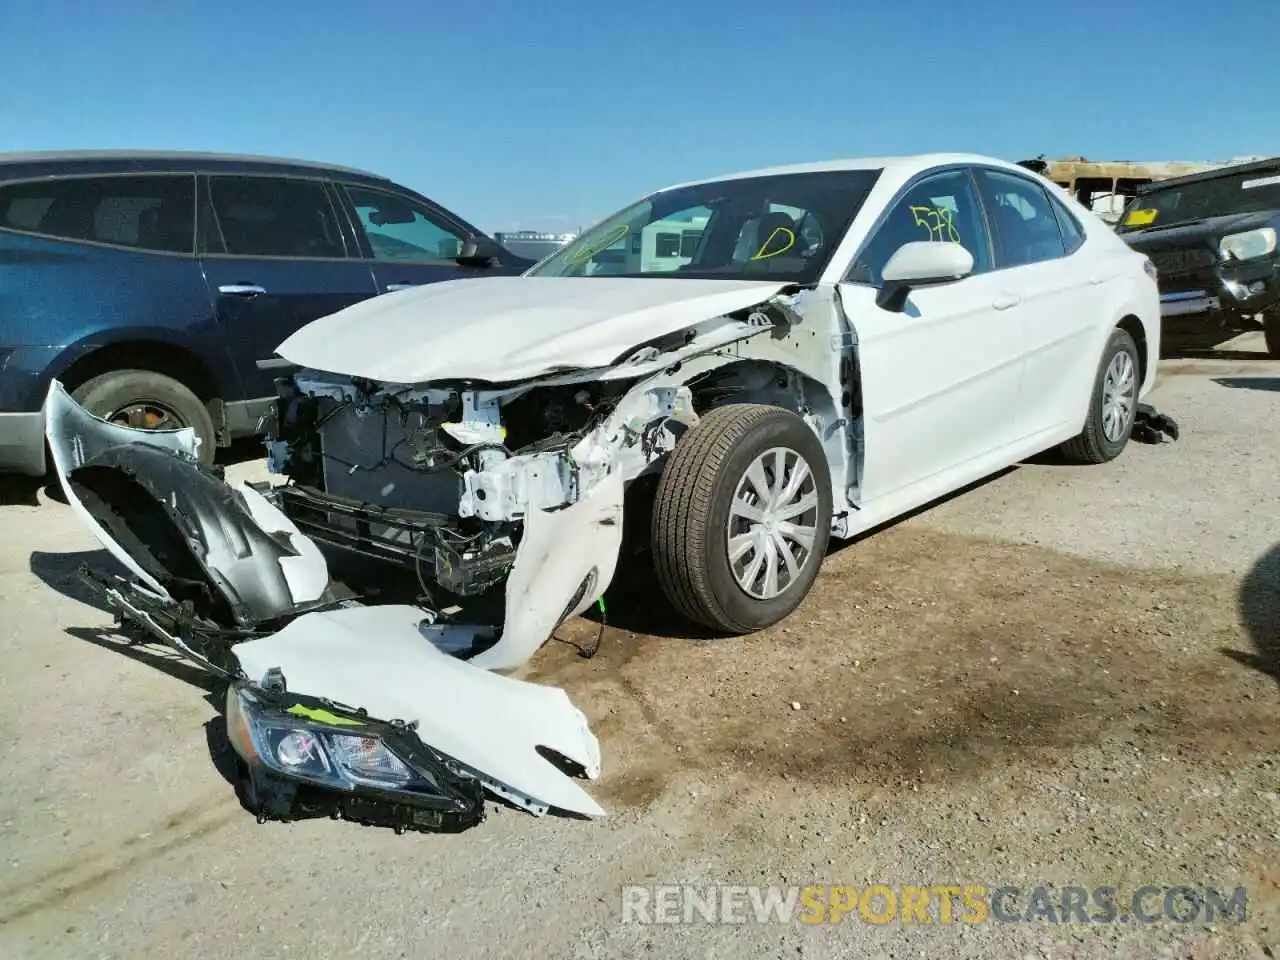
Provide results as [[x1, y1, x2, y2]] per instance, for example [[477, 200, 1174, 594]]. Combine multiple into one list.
[[46, 153, 1177, 832]]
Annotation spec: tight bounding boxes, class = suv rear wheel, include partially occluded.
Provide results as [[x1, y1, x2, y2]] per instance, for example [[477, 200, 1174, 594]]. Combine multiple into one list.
[[72, 370, 216, 465], [1262, 308, 1280, 359], [651, 403, 832, 633]]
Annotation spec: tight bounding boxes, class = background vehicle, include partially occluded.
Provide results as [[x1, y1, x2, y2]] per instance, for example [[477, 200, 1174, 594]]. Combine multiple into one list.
[[0, 150, 533, 476], [1016, 156, 1255, 225], [1114, 156, 1280, 357], [491, 230, 576, 261]]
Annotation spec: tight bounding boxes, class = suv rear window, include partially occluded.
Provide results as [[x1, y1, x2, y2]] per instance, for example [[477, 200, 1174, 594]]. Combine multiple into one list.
[[206, 176, 346, 259], [0, 174, 196, 254]]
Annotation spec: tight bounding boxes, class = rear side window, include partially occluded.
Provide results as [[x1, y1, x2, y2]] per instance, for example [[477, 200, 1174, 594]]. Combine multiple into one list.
[[1048, 192, 1086, 254], [975, 169, 1067, 268], [0, 174, 196, 254], [206, 176, 345, 259]]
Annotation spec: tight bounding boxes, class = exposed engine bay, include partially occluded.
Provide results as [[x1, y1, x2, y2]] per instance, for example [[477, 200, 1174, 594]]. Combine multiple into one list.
[[265, 373, 644, 602]]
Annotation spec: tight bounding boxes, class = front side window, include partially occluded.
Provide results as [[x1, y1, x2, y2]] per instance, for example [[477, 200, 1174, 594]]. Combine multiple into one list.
[[0, 174, 195, 254], [527, 170, 881, 282], [847, 169, 992, 286], [206, 176, 345, 258], [344, 185, 469, 262], [976, 169, 1068, 268]]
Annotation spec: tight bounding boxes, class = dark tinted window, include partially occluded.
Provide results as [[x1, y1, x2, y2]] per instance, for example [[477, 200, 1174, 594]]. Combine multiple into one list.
[[1115, 167, 1280, 233], [1049, 191, 1086, 254], [0, 174, 195, 254], [344, 184, 468, 261], [976, 169, 1067, 268], [207, 176, 345, 258], [848, 168, 992, 285]]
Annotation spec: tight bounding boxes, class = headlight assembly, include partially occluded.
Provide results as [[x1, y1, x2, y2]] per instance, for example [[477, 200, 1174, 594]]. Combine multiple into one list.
[[1219, 227, 1277, 261], [225, 682, 486, 833]]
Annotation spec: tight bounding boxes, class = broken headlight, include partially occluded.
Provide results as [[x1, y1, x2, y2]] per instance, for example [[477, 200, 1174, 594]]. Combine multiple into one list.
[[225, 682, 486, 833]]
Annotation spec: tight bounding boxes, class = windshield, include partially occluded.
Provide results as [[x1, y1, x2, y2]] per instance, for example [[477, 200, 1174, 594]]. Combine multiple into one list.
[[526, 169, 881, 282], [1117, 167, 1280, 233]]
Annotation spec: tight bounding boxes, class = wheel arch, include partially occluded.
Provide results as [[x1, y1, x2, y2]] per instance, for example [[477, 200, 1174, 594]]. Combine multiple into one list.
[[677, 356, 856, 516], [49, 335, 222, 403]]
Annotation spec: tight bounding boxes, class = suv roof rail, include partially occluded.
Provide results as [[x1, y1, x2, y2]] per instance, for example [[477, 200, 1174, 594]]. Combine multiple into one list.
[[0, 149, 390, 180]]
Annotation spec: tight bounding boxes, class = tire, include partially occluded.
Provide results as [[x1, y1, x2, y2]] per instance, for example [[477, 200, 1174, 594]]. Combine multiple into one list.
[[71, 369, 217, 465], [651, 403, 833, 634], [1059, 327, 1140, 465], [1263, 308, 1280, 359]]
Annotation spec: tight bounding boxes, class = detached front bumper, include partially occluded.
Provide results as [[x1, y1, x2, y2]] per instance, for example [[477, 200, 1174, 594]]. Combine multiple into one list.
[[43, 379, 610, 831]]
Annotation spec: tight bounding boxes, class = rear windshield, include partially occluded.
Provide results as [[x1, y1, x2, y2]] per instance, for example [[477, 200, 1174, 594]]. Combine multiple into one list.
[[1117, 167, 1280, 233]]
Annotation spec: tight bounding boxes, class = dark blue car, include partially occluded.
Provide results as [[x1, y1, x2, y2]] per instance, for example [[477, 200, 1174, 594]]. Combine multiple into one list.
[[0, 150, 532, 475]]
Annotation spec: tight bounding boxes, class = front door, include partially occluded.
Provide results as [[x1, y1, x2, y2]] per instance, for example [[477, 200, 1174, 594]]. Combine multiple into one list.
[[198, 174, 378, 402], [337, 182, 506, 294], [837, 167, 1027, 503]]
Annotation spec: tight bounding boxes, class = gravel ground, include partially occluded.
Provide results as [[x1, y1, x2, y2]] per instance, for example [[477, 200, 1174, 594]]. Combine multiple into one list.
[[0, 333, 1277, 959]]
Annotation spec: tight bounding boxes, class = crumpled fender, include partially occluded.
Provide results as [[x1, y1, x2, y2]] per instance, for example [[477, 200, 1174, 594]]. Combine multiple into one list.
[[232, 604, 605, 818]]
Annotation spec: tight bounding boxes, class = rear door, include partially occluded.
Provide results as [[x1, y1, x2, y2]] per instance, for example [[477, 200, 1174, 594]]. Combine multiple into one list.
[[335, 181, 511, 293], [198, 173, 378, 401], [972, 166, 1103, 439]]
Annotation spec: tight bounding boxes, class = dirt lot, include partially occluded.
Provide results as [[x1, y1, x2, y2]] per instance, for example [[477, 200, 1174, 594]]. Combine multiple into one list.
[[1, 335, 1278, 959]]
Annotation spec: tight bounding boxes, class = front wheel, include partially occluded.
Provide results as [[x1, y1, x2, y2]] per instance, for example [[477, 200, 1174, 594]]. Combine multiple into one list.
[[1059, 327, 1140, 465], [72, 369, 217, 465], [651, 403, 833, 634]]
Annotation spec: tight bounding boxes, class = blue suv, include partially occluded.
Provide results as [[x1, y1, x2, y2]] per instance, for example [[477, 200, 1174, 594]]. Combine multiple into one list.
[[0, 150, 532, 475]]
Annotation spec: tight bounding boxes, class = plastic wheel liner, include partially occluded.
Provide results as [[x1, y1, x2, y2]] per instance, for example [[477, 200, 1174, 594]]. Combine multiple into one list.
[[43, 380, 606, 829]]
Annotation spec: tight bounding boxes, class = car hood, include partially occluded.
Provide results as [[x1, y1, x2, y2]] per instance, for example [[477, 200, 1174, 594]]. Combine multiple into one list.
[[274, 276, 797, 384], [1119, 210, 1279, 253]]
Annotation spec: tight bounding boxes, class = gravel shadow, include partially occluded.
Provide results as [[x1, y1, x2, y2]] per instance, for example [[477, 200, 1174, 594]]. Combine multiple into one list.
[[1231, 540, 1280, 685], [1212, 376, 1280, 393]]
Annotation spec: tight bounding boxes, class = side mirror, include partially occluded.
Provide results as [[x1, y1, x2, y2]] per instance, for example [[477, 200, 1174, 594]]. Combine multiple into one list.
[[455, 236, 496, 267], [876, 241, 974, 312]]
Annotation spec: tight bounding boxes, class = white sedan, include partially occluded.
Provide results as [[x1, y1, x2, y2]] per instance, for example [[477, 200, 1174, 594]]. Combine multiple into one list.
[[44, 153, 1165, 825]]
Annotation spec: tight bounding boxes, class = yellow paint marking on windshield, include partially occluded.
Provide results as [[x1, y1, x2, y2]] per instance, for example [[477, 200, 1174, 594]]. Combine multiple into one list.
[[910, 205, 960, 243], [1124, 208, 1158, 227], [751, 226, 796, 260], [563, 224, 629, 265]]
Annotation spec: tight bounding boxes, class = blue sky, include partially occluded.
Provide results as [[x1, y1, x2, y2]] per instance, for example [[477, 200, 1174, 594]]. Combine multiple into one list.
[[1, 0, 1276, 234]]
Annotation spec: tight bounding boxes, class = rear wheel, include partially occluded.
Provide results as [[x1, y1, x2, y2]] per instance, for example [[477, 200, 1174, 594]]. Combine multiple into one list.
[[72, 369, 216, 465], [651, 403, 832, 633], [1059, 327, 1140, 465], [1263, 308, 1280, 359]]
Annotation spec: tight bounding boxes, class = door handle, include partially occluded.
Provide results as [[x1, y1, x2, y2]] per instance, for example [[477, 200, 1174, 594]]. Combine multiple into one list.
[[218, 283, 267, 297], [385, 283, 417, 292], [1087, 276, 1107, 285], [991, 292, 1021, 311]]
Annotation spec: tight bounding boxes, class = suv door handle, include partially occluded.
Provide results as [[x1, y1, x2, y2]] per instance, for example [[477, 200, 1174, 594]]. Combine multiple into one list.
[[991, 292, 1022, 311], [218, 283, 267, 297], [385, 283, 417, 292]]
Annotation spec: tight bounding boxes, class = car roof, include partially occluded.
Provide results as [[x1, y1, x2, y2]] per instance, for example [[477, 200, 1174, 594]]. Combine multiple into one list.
[[657, 153, 1028, 192], [1135, 155, 1280, 194], [0, 149, 391, 183]]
